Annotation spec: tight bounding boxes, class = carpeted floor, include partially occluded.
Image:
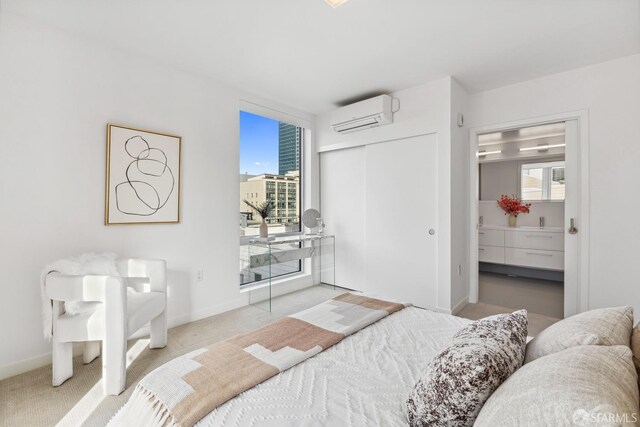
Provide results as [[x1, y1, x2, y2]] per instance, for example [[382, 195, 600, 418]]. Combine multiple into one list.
[[0, 286, 558, 426], [478, 272, 564, 319], [457, 302, 559, 336]]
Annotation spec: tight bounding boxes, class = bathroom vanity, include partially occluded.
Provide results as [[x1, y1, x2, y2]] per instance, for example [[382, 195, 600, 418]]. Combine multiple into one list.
[[479, 226, 564, 271]]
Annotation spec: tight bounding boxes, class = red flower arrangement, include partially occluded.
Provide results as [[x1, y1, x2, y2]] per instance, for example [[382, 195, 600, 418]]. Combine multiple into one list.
[[497, 194, 531, 217]]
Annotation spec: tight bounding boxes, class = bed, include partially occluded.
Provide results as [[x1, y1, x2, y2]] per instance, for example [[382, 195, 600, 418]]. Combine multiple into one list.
[[110, 295, 470, 426], [111, 295, 640, 427], [199, 307, 469, 426]]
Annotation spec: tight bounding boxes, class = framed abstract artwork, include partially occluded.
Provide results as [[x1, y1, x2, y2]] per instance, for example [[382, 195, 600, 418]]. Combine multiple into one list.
[[105, 124, 181, 225]]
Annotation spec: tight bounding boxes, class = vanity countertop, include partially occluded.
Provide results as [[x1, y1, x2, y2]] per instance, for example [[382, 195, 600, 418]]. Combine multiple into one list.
[[479, 225, 563, 232]]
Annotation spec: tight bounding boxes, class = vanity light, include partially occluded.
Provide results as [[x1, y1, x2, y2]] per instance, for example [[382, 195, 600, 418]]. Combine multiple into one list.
[[519, 143, 566, 152], [477, 150, 502, 157], [324, 0, 349, 7]]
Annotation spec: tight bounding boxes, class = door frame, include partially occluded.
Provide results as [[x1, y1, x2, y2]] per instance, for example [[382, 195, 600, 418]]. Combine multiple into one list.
[[468, 111, 590, 317]]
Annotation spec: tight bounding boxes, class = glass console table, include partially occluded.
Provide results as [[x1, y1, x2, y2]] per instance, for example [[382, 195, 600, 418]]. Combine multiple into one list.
[[241, 234, 335, 312]]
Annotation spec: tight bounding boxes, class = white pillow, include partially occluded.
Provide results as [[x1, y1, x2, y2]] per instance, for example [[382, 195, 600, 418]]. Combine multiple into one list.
[[525, 306, 633, 363], [476, 345, 639, 426]]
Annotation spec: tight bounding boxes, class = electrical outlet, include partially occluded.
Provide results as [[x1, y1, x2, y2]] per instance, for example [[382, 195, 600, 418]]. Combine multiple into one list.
[[196, 269, 204, 282]]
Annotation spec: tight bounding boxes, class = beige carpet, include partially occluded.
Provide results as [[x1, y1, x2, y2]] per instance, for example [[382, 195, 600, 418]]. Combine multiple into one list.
[[478, 272, 564, 319], [0, 286, 558, 426], [457, 302, 559, 336]]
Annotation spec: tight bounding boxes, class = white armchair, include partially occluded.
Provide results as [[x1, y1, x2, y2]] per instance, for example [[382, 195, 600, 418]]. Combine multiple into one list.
[[45, 258, 167, 395]]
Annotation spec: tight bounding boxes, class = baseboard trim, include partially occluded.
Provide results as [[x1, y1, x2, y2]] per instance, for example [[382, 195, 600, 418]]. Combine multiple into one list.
[[452, 296, 470, 316], [0, 353, 51, 381]]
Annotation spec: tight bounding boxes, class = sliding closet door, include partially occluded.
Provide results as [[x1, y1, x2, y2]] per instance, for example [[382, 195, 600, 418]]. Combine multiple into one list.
[[364, 134, 438, 308], [320, 146, 366, 291]]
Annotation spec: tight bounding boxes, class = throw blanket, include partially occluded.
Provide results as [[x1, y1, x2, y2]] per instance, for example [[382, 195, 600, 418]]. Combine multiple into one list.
[[40, 252, 120, 339], [110, 293, 409, 427]]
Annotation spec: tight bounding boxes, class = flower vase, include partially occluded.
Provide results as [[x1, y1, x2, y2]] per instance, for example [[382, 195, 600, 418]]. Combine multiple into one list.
[[508, 214, 517, 227], [260, 219, 268, 237]]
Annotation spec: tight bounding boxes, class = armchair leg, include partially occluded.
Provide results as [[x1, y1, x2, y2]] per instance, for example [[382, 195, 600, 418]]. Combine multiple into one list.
[[52, 341, 73, 386], [149, 311, 167, 349], [83, 341, 100, 364], [102, 336, 126, 395]]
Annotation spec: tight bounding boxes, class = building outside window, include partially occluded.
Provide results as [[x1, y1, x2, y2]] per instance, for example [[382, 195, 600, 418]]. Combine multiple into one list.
[[278, 123, 301, 176], [521, 160, 565, 201], [239, 111, 304, 285]]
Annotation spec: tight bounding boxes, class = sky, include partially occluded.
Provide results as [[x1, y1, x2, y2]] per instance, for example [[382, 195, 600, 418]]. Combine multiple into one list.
[[239, 110, 279, 175]]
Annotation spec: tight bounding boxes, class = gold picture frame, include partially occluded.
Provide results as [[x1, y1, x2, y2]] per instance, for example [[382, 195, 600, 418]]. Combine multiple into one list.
[[105, 124, 181, 225]]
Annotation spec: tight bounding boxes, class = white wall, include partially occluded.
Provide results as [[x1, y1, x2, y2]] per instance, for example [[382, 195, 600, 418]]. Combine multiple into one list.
[[468, 53, 640, 318], [0, 12, 314, 378], [480, 161, 520, 200], [449, 79, 470, 312], [318, 77, 464, 313]]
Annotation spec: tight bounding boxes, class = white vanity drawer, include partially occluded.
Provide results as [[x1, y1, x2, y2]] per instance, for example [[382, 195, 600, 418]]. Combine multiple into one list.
[[505, 230, 564, 251], [479, 245, 505, 264], [478, 229, 504, 247], [505, 248, 564, 270]]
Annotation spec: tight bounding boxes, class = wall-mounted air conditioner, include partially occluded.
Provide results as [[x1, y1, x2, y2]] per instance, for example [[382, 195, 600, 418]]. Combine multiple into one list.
[[330, 94, 395, 134]]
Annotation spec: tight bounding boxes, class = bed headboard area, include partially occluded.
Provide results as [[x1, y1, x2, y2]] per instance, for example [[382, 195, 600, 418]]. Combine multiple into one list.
[[633, 323, 640, 389]]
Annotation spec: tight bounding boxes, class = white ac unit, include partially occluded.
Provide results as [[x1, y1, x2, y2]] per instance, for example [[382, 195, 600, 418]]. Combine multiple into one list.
[[330, 94, 394, 134]]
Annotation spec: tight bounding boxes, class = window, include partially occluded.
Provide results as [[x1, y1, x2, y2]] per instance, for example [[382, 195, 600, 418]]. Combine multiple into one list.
[[520, 161, 565, 201], [239, 111, 304, 286]]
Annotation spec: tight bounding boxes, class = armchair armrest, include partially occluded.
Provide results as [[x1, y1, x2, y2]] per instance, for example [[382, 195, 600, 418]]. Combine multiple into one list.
[[46, 273, 127, 302], [117, 258, 166, 293]]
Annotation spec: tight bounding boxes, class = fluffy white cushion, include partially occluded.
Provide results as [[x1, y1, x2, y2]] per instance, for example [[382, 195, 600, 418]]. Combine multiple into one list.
[[525, 306, 634, 363], [406, 310, 528, 427], [475, 345, 639, 426], [41, 252, 121, 339]]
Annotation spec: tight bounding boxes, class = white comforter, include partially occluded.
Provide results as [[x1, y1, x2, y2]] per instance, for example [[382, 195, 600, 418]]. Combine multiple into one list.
[[197, 307, 470, 427]]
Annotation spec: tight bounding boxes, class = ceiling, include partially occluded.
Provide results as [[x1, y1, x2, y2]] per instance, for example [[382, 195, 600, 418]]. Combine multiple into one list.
[[4, 0, 639, 114]]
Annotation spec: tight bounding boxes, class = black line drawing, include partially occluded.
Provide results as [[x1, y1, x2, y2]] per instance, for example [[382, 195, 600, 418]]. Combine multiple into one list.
[[115, 135, 175, 216]]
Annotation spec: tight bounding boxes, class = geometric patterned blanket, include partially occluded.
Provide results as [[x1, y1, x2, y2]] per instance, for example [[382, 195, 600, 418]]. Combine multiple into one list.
[[109, 293, 409, 427]]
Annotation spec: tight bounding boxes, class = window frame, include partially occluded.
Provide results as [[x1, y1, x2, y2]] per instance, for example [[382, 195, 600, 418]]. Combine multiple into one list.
[[238, 110, 306, 287], [519, 159, 565, 202]]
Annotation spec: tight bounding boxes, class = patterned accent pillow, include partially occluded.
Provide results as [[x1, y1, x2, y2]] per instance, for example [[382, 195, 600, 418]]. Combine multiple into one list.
[[406, 310, 528, 427]]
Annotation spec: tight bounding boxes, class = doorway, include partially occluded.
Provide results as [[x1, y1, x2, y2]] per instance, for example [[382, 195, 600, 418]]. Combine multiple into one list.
[[468, 113, 589, 320]]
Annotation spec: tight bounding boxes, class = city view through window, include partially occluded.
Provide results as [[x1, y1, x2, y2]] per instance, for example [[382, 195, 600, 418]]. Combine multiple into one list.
[[239, 111, 303, 285], [239, 111, 302, 234]]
